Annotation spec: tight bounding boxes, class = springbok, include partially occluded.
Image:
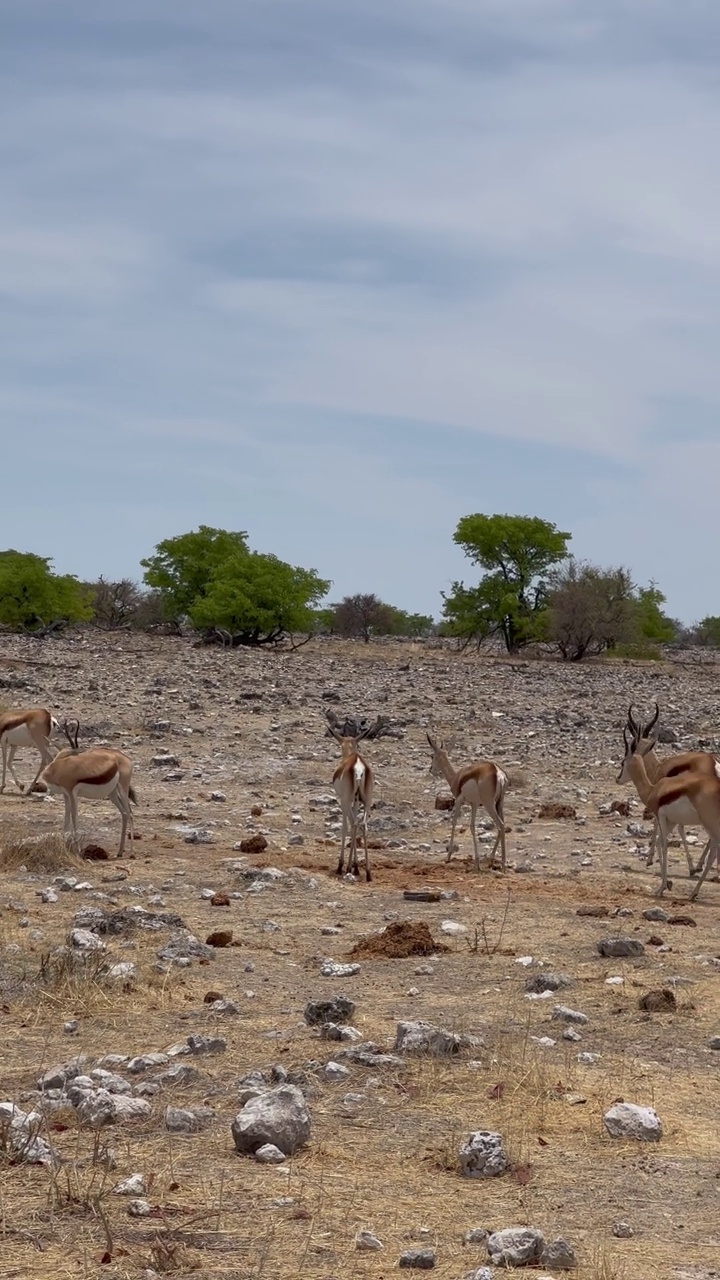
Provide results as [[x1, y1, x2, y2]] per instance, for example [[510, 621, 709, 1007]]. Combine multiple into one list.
[[326, 712, 381, 881], [616, 722, 719, 889], [620, 705, 719, 878], [426, 731, 508, 872], [0, 707, 61, 795], [40, 720, 137, 858], [643, 770, 720, 901]]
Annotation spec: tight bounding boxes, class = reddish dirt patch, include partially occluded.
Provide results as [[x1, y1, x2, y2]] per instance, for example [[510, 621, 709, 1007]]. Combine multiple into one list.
[[348, 920, 449, 959]]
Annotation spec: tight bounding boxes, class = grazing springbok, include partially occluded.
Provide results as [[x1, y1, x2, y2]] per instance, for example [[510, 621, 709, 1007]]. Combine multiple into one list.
[[326, 712, 381, 882], [426, 731, 508, 872], [40, 720, 137, 858], [619, 705, 719, 878], [0, 707, 61, 795]]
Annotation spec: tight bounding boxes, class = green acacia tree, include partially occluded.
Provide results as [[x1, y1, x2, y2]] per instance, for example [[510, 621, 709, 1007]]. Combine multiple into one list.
[[633, 583, 677, 644], [141, 527, 330, 645], [442, 514, 571, 652], [140, 526, 250, 621], [191, 551, 329, 644], [0, 550, 93, 632]]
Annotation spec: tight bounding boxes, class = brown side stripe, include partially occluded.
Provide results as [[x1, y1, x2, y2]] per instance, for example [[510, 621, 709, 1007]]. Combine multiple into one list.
[[74, 763, 119, 788]]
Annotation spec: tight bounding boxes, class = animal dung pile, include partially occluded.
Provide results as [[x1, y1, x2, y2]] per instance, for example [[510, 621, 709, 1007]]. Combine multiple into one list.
[[537, 801, 577, 820], [348, 920, 449, 959], [434, 793, 455, 811]]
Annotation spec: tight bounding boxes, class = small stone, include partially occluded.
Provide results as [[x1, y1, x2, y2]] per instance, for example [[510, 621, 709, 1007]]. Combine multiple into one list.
[[304, 996, 356, 1026], [399, 1248, 436, 1269], [355, 1229, 384, 1251], [597, 937, 645, 958], [208, 998, 240, 1016], [396, 1020, 480, 1057], [210, 791, 226, 802], [128, 1199, 152, 1217], [603, 1102, 663, 1142], [612, 1221, 634, 1238], [128, 1053, 169, 1074], [165, 1106, 214, 1133], [231, 1084, 311, 1156], [320, 961, 360, 978], [551, 1005, 589, 1025], [463, 1228, 489, 1245], [63, 1020, 79, 1035], [487, 1228, 544, 1268], [709, 1036, 720, 1050], [459, 1131, 509, 1179], [540, 1236, 578, 1269], [525, 971, 573, 994], [70, 928, 106, 952], [323, 1061, 351, 1082], [255, 1143, 287, 1163], [114, 1173, 147, 1196], [642, 907, 669, 922], [440, 920, 467, 935]]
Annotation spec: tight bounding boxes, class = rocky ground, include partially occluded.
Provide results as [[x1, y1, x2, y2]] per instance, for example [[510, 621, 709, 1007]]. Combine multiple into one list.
[[0, 631, 718, 1280]]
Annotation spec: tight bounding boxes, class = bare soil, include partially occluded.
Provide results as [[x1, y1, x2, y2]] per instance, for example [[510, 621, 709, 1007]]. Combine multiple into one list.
[[0, 632, 718, 1280]]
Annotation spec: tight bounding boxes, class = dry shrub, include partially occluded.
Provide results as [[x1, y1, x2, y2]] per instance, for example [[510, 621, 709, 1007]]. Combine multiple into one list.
[[0, 822, 84, 872], [348, 920, 449, 959]]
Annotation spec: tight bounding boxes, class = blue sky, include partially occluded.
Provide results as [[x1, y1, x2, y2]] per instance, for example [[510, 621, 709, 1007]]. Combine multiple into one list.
[[3, 0, 720, 622]]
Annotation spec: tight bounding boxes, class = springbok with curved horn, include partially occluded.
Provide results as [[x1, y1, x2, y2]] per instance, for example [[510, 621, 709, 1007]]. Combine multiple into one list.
[[40, 720, 137, 858], [616, 717, 719, 886], [622, 704, 720, 877], [0, 707, 61, 795], [426, 730, 508, 872], [326, 711, 381, 881]]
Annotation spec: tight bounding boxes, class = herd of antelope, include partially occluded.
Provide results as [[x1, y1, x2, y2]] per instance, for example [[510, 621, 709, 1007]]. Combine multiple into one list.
[[0, 700, 719, 902], [0, 708, 137, 857]]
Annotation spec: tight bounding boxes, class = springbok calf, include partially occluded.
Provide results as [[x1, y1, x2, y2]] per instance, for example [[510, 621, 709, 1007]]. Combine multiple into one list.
[[618, 707, 719, 880], [0, 707, 61, 795], [40, 720, 137, 858], [326, 713, 381, 882], [426, 731, 508, 872]]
